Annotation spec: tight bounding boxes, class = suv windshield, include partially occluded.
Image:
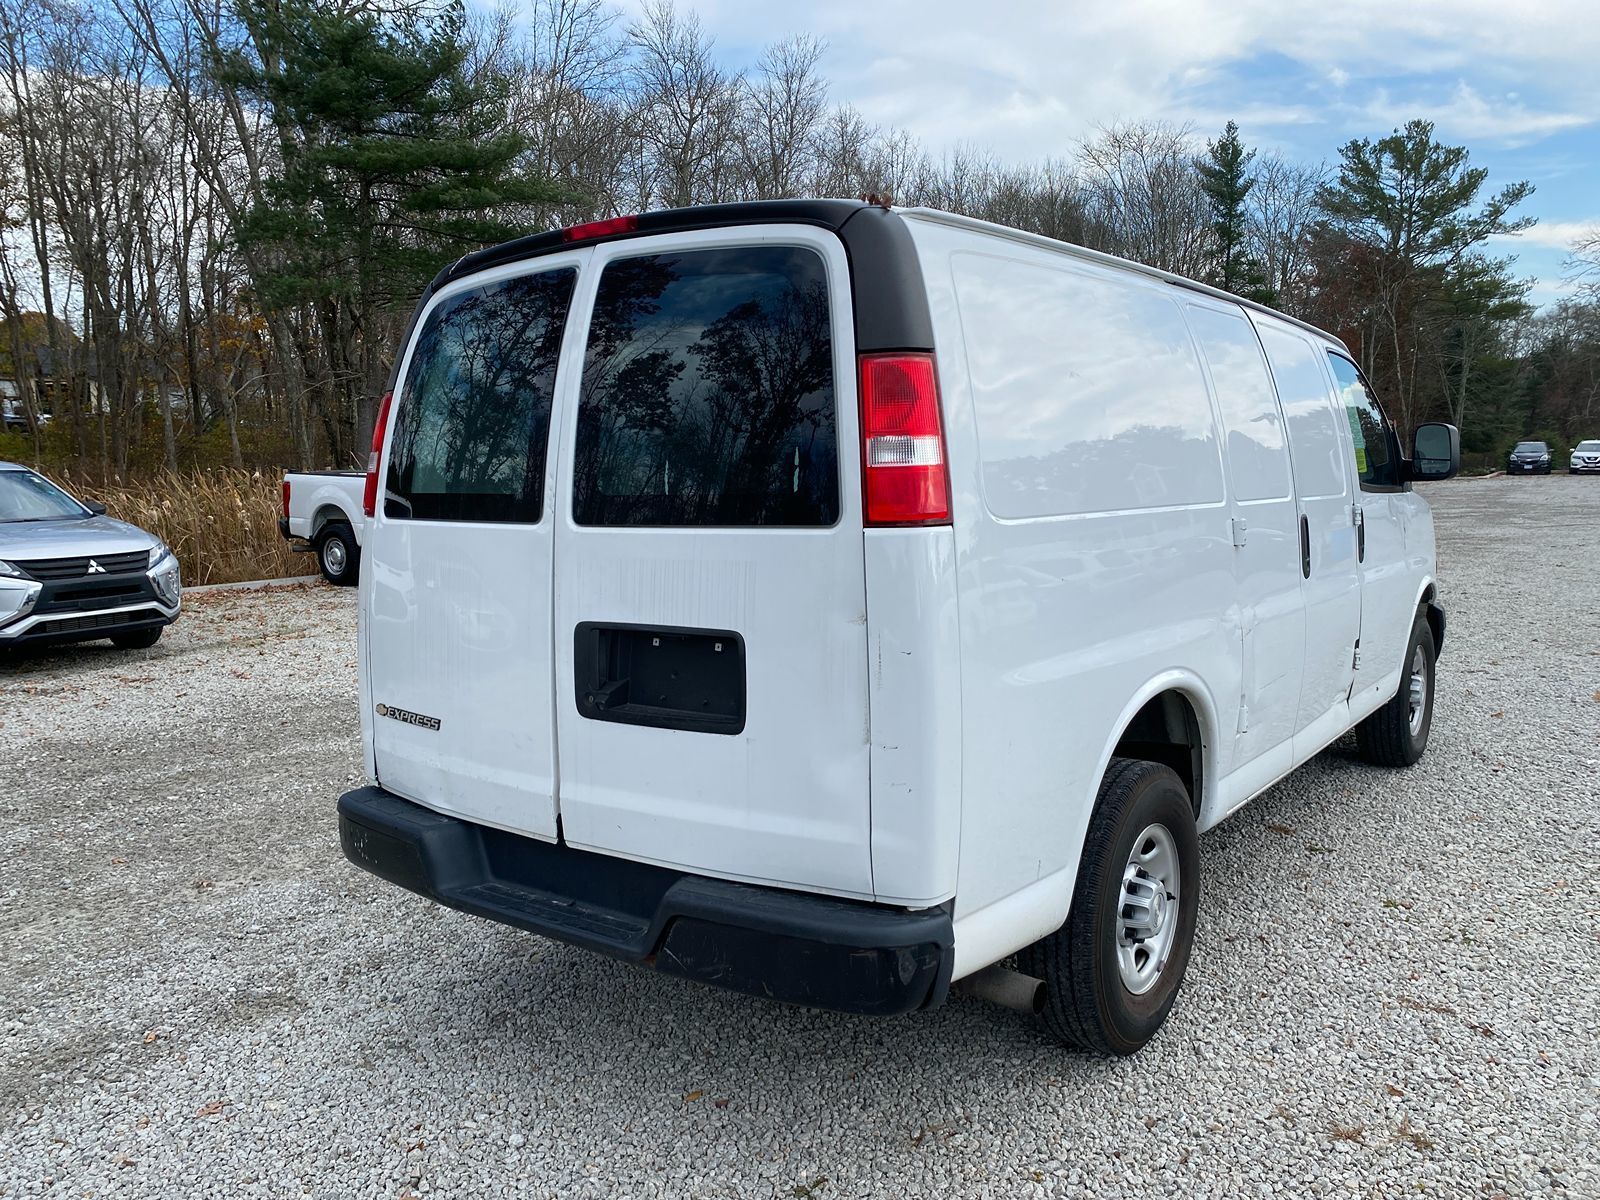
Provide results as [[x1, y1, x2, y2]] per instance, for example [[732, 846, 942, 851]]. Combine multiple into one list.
[[1577, 441, 1600, 452], [1513, 442, 1547, 452], [0, 469, 88, 522]]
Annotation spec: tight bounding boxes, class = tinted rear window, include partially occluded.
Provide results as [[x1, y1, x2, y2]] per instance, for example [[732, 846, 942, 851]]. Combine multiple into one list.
[[572, 246, 839, 527], [386, 267, 576, 522]]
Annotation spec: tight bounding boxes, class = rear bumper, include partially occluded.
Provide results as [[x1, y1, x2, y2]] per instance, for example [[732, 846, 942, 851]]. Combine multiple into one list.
[[337, 787, 954, 1016]]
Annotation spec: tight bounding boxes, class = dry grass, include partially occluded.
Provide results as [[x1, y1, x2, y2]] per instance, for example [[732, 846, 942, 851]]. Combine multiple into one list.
[[59, 468, 304, 586]]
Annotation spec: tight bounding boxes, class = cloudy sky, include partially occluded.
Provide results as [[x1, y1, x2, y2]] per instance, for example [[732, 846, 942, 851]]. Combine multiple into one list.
[[636, 0, 1600, 306]]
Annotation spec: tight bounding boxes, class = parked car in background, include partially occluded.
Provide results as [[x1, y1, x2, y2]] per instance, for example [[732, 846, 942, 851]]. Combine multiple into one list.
[[1569, 440, 1600, 473], [337, 201, 1460, 1056], [1507, 441, 1552, 474], [279, 470, 364, 585], [0, 462, 181, 650]]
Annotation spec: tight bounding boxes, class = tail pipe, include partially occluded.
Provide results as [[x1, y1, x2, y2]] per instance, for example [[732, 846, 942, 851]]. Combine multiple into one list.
[[956, 964, 1045, 1015]]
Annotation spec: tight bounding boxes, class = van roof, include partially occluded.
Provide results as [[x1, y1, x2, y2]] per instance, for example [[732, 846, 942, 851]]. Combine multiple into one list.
[[406, 199, 1341, 383], [894, 207, 1343, 346]]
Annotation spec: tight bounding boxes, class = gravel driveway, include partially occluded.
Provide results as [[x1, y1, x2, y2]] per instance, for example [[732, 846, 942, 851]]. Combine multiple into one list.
[[2, 477, 1597, 1199]]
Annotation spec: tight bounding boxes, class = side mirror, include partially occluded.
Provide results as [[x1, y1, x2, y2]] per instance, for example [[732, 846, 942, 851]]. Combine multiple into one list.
[[84, 500, 107, 516], [1409, 423, 1460, 482]]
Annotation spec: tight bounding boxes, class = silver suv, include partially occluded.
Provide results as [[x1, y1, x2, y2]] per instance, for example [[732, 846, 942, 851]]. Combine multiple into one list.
[[0, 462, 181, 650]]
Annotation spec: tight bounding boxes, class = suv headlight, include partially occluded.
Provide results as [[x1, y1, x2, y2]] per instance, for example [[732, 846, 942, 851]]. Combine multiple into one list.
[[0, 570, 41, 626], [147, 543, 182, 607]]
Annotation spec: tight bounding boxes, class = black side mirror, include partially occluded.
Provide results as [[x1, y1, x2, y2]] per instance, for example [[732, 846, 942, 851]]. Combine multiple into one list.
[[84, 500, 107, 516], [1409, 423, 1460, 482]]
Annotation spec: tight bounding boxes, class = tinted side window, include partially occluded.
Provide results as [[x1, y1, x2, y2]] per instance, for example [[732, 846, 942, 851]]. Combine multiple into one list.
[[386, 267, 576, 522], [1187, 305, 1291, 502], [1257, 324, 1347, 500], [1326, 353, 1397, 488], [953, 254, 1222, 518], [573, 246, 838, 527]]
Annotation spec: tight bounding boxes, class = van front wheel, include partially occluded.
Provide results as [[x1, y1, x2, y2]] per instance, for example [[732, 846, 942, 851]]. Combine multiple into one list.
[[1021, 758, 1199, 1055], [1354, 613, 1435, 767]]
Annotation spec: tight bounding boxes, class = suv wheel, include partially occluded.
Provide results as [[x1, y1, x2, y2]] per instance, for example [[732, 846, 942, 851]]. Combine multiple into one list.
[[1020, 758, 1199, 1055], [111, 627, 162, 650], [317, 523, 360, 587]]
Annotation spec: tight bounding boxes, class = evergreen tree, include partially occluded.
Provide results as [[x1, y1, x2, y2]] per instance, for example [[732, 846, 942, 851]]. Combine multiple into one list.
[[1312, 118, 1533, 436], [1196, 121, 1266, 298], [223, 0, 571, 457]]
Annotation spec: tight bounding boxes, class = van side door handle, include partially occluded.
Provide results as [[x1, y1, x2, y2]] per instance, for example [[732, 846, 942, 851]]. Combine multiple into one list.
[[1299, 514, 1311, 578], [1353, 503, 1365, 562]]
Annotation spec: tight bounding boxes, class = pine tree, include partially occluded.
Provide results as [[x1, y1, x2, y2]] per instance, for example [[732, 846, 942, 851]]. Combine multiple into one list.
[[223, 0, 571, 457], [1197, 121, 1266, 298]]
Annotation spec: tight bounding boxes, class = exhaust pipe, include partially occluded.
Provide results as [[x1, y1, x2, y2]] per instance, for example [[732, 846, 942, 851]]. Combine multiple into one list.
[[956, 964, 1045, 1015]]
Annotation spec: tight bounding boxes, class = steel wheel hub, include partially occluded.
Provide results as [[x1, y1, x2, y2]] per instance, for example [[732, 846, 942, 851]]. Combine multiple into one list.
[[1407, 644, 1428, 737], [324, 538, 347, 575], [1117, 823, 1180, 995]]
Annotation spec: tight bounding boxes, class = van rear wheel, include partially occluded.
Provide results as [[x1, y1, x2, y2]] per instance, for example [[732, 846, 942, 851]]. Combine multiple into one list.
[[1354, 612, 1435, 767], [1020, 758, 1199, 1055]]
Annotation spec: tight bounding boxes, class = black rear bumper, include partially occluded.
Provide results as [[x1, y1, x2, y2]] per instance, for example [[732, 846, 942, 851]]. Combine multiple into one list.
[[337, 787, 954, 1016]]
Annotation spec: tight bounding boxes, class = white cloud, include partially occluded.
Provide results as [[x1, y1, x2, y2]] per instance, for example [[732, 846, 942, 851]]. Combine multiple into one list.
[[644, 0, 1600, 158], [1492, 220, 1600, 252]]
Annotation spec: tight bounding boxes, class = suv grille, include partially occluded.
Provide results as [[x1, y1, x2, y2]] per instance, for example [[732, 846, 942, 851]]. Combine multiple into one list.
[[13, 550, 150, 580]]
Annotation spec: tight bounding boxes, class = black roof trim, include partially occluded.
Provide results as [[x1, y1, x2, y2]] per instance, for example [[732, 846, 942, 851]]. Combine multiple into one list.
[[436, 199, 871, 286]]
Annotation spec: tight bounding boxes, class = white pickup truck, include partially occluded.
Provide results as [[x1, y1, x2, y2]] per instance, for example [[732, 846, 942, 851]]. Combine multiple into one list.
[[278, 471, 364, 585]]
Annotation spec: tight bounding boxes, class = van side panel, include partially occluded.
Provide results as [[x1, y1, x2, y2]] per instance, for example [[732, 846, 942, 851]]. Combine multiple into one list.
[[907, 217, 1242, 933], [864, 526, 962, 907]]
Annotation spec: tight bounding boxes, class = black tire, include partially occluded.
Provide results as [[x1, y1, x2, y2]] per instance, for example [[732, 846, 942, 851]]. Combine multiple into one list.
[[1354, 611, 1435, 767], [111, 627, 162, 650], [1019, 758, 1200, 1055], [316, 522, 360, 587]]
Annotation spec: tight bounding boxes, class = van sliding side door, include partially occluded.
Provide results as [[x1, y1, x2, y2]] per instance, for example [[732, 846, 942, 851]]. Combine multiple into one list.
[[1252, 319, 1363, 753]]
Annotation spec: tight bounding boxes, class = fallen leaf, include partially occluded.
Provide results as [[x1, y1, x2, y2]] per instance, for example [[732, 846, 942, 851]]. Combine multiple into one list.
[[196, 1100, 225, 1117], [682, 1090, 703, 1104], [1265, 822, 1295, 835], [1385, 1083, 1404, 1097], [1489, 710, 1504, 718], [142, 1030, 158, 1046], [713, 1098, 729, 1109], [111, 856, 129, 866]]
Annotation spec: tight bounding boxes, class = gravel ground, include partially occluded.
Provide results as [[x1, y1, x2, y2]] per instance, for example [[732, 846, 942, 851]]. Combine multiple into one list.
[[2, 477, 1597, 1199]]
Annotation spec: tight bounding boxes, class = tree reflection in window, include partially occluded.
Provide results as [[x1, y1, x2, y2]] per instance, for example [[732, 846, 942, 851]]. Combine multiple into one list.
[[574, 246, 839, 526], [387, 267, 575, 522]]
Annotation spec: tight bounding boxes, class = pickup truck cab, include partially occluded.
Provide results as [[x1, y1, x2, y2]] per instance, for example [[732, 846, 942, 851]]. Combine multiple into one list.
[[0, 462, 181, 649], [337, 201, 1460, 1054], [279, 470, 364, 585]]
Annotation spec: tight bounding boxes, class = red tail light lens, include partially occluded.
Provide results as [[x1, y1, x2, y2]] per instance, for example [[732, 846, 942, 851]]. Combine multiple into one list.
[[281, 479, 291, 520], [561, 215, 639, 242], [363, 390, 394, 518], [859, 354, 950, 526]]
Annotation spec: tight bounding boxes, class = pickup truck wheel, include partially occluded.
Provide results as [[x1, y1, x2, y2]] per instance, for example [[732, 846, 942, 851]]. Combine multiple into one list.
[[1020, 758, 1199, 1055], [317, 523, 360, 586], [111, 627, 162, 650], [1354, 612, 1435, 767]]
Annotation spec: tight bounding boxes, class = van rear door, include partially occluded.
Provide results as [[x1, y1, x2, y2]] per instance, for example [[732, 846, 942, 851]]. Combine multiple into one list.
[[550, 227, 874, 898], [364, 250, 589, 839]]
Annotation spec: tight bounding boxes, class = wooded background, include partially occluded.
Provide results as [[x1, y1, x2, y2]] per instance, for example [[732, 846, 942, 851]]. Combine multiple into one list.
[[3, 0, 1597, 480]]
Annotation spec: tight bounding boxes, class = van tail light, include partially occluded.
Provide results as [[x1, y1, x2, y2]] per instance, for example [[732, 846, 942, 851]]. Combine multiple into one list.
[[859, 354, 951, 526], [281, 479, 291, 520], [363, 390, 394, 518]]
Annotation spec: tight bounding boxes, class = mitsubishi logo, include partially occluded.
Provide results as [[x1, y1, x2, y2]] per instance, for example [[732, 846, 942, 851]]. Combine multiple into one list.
[[86, 559, 106, 574]]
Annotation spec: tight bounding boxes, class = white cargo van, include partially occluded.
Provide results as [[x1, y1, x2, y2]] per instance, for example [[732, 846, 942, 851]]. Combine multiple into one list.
[[338, 201, 1459, 1054]]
